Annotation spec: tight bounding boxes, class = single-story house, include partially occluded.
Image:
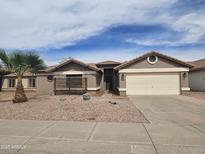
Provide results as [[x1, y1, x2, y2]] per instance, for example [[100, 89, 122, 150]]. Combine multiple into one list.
[[1, 51, 193, 96], [114, 52, 193, 95], [189, 59, 205, 91]]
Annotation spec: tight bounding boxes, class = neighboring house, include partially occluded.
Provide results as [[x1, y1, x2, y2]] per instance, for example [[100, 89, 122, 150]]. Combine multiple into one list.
[[114, 52, 192, 95], [2, 72, 36, 92], [189, 59, 205, 91], [1, 51, 193, 96]]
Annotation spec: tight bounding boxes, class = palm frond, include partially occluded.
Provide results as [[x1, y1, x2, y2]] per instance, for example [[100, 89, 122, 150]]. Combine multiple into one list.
[[0, 49, 45, 76], [0, 49, 12, 71], [25, 51, 45, 73], [9, 50, 28, 76]]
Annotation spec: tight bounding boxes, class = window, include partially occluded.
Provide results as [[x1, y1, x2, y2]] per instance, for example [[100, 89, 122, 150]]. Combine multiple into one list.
[[8, 79, 15, 88], [66, 75, 82, 78], [147, 55, 158, 64], [28, 78, 36, 88], [66, 75, 83, 88]]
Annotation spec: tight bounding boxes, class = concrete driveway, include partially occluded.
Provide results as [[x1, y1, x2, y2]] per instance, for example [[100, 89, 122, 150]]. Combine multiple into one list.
[[129, 95, 205, 125], [0, 95, 204, 154], [129, 95, 205, 154]]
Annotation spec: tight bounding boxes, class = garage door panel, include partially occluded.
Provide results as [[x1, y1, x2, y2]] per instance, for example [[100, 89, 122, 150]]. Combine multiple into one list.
[[126, 73, 180, 95]]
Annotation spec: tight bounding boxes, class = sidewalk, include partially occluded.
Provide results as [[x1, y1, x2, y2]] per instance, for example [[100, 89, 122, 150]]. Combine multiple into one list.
[[0, 120, 155, 154], [0, 119, 204, 154]]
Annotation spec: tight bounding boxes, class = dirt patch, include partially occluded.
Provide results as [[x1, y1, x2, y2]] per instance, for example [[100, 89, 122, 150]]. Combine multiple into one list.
[[0, 91, 36, 102], [183, 91, 205, 100], [0, 93, 148, 123]]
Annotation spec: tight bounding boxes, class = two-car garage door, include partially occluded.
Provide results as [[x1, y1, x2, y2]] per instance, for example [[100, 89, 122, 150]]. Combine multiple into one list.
[[126, 73, 180, 95]]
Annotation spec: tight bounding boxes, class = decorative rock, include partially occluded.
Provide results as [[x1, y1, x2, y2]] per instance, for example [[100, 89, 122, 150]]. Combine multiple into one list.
[[60, 98, 67, 101], [83, 94, 91, 101], [108, 101, 117, 105]]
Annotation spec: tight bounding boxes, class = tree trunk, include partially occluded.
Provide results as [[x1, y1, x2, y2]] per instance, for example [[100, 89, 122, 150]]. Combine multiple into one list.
[[13, 76, 28, 103]]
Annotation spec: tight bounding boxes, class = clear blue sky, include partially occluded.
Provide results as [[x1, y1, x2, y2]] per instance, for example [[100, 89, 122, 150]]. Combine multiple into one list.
[[0, 0, 205, 65]]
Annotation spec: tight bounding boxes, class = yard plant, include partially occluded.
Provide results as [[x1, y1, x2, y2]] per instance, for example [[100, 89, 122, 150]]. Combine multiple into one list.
[[0, 49, 45, 103]]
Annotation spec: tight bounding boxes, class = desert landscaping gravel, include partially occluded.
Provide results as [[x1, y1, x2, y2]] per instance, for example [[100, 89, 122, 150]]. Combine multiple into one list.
[[0, 93, 148, 123], [0, 91, 36, 102]]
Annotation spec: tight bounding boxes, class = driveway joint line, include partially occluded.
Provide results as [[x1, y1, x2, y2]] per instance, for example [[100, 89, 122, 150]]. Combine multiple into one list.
[[15, 121, 57, 154], [189, 124, 205, 135], [142, 123, 159, 154], [32, 121, 58, 138], [87, 122, 97, 142], [130, 97, 152, 124]]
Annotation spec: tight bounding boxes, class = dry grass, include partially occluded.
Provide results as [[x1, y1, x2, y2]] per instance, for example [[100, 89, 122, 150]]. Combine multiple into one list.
[[0, 93, 148, 123]]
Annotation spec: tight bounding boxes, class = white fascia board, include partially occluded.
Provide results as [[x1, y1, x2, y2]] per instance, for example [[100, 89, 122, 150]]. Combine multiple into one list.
[[87, 87, 101, 90], [181, 87, 190, 91], [118, 88, 126, 91], [37, 71, 97, 76], [60, 71, 96, 75], [119, 68, 189, 73]]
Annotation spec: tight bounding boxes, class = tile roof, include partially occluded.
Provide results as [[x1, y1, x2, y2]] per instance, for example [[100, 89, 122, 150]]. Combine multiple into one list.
[[0, 69, 10, 75], [189, 59, 205, 71], [4, 72, 36, 77], [96, 60, 121, 65], [40, 58, 100, 72], [88, 63, 99, 69], [115, 51, 193, 70]]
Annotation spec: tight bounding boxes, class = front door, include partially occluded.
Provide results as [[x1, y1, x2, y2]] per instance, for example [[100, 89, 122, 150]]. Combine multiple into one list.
[[105, 76, 113, 90], [104, 69, 114, 91]]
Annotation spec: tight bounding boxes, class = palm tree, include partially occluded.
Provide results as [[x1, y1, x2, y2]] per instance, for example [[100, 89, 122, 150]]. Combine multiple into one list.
[[0, 49, 45, 103]]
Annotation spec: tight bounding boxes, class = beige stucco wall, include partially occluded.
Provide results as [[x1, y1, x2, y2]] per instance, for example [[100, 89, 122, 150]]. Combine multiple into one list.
[[119, 73, 126, 89], [124, 57, 182, 69], [36, 72, 100, 95], [2, 77, 36, 90], [96, 72, 102, 88], [100, 73, 106, 91], [180, 72, 189, 89], [85, 74, 98, 89], [189, 70, 205, 91], [2, 79, 8, 89], [36, 76, 54, 95]]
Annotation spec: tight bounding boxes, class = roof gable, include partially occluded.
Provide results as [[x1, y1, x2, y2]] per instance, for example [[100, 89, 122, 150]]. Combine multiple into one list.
[[46, 58, 100, 72], [115, 51, 193, 70]]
